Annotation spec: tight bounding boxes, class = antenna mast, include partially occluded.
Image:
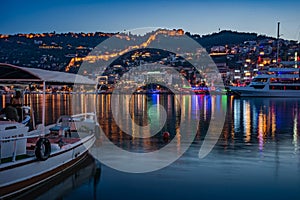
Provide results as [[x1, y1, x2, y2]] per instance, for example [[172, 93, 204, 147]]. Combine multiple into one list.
[[276, 22, 280, 64]]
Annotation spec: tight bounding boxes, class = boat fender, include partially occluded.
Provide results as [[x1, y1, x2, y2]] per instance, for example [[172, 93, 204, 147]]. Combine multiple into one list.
[[35, 138, 51, 161], [162, 131, 170, 141]]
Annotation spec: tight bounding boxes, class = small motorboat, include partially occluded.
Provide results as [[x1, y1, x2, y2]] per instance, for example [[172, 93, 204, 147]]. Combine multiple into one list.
[[0, 63, 99, 198]]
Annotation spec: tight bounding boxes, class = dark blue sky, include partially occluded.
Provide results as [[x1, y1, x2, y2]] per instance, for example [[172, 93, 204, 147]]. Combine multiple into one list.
[[1, 0, 299, 40]]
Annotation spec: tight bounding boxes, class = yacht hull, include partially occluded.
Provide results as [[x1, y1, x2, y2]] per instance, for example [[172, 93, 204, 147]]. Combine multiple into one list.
[[230, 87, 300, 97]]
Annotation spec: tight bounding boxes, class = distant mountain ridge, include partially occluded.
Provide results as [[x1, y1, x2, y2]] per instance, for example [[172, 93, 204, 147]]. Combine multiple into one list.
[[0, 30, 294, 72], [187, 30, 277, 48]]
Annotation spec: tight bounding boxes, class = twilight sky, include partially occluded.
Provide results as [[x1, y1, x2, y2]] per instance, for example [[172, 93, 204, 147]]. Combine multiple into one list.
[[1, 0, 299, 41]]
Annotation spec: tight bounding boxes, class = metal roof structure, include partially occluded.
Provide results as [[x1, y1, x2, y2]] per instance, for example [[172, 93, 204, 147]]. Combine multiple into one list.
[[0, 63, 96, 85]]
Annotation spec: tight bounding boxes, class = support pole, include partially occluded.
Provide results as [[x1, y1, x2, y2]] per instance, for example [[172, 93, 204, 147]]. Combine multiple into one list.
[[42, 81, 46, 135]]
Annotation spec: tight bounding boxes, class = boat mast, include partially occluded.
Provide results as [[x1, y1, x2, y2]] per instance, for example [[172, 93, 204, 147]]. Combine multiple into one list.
[[276, 22, 280, 64]]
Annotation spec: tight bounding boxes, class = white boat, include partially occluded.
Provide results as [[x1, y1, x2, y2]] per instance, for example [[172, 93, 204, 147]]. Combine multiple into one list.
[[0, 63, 98, 198], [229, 67, 300, 97]]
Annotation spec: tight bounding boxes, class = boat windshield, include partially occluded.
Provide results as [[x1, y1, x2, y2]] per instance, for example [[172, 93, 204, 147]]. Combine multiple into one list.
[[252, 78, 268, 82]]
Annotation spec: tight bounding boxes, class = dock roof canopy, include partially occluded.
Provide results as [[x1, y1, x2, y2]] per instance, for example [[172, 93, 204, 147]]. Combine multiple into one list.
[[0, 63, 96, 85]]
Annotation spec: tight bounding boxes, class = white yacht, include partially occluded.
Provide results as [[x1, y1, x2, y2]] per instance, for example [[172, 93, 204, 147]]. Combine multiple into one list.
[[229, 68, 300, 97]]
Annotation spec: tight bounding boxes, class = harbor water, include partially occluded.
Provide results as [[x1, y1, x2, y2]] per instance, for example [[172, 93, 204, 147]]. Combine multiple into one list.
[[1, 94, 300, 200]]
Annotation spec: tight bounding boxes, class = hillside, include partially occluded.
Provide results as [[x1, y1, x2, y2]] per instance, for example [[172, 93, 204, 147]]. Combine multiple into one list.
[[187, 30, 276, 48], [0, 30, 289, 72]]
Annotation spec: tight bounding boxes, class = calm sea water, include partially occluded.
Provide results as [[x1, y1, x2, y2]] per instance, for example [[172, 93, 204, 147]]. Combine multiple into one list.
[[2, 94, 300, 200]]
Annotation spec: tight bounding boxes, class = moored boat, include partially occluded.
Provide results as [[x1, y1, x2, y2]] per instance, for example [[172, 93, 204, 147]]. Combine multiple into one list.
[[0, 63, 98, 199], [229, 67, 300, 97], [0, 114, 97, 199]]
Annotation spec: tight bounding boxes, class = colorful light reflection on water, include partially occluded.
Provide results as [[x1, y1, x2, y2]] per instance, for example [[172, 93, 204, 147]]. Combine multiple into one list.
[[1, 94, 300, 200]]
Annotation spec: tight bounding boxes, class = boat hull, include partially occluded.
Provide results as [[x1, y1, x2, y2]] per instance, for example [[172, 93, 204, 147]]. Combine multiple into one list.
[[229, 87, 300, 97], [12, 154, 100, 200], [0, 134, 95, 199]]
